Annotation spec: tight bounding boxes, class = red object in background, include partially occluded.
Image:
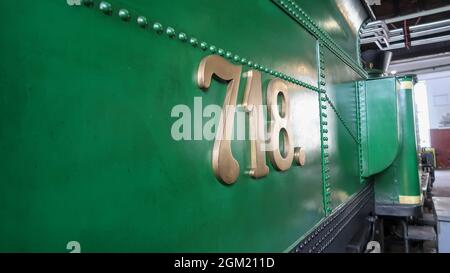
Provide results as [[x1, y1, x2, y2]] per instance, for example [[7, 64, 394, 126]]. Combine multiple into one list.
[[431, 129, 450, 169]]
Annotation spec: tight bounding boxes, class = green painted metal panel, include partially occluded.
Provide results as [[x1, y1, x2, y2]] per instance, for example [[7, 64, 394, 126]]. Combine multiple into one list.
[[300, 0, 366, 62], [361, 77, 400, 177], [327, 111, 362, 209], [321, 47, 363, 209], [0, 0, 367, 252], [324, 48, 360, 141]]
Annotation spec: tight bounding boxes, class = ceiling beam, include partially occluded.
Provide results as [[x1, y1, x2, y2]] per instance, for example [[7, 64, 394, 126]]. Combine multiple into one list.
[[385, 5, 450, 24], [361, 0, 377, 20], [388, 52, 450, 75]]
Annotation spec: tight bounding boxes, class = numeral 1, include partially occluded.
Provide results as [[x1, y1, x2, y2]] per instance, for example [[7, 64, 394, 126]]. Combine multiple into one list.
[[243, 70, 269, 178]]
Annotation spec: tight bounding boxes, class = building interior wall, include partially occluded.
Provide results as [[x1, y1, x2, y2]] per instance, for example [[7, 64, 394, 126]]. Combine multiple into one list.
[[420, 71, 450, 168]]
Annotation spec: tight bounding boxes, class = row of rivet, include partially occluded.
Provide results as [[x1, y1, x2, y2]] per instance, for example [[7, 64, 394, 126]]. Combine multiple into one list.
[[79, 0, 320, 92], [318, 42, 332, 216], [356, 81, 366, 181], [273, 0, 361, 145], [274, 0, 368, 79], [280, 0, 367, 78], [80, 0, 356, 142], [294, 182, 372, 253], [324, 95, 359, 144], [317, 186, 372, 252]]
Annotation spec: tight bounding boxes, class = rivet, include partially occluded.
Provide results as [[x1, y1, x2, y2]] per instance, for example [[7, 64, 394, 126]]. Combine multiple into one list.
[[217, 48, 225, 56], [178, 32, 187, 42], [166, 27, 176, 38], [240, 58, 247, 64], [225, 51, 233, 59], [137, 16, 148, 27], [200, 42, 208, 50], [209, 45, 217, 53], [152, 22, 163, 33], [99, 1, 112, 15], [189, 37, 198, 47], [233, 55, 240, 62], [247, 61, 253, 67], [118, 9, 130, 21]]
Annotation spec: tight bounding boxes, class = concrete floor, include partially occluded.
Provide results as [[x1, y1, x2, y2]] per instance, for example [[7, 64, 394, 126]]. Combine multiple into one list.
[[432, 170, 450, 253], [433, 170, 450, 197]]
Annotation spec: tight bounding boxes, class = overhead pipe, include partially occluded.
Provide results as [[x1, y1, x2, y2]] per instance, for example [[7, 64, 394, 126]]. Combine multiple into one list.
[[360, 17, 450, 50]]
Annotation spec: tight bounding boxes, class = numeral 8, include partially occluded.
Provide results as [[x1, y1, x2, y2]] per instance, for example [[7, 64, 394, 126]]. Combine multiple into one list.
[[267, 79, 294, 171]]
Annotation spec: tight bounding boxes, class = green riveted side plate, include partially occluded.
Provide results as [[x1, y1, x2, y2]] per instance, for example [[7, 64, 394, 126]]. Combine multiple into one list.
[[0, 0, 366, 252], [362, 77, 400, 177]]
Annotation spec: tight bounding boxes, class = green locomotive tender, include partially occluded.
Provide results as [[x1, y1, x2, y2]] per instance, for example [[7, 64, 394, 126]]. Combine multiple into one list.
[[0, 0, 425, 252]]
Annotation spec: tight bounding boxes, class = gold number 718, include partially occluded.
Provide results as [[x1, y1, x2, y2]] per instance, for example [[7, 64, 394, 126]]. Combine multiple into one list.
[[198, 55, 297, 184]]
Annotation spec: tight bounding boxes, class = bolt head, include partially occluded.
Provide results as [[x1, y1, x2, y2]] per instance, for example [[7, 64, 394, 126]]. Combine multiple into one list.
[[99, 1, 112, 14], [118, 9, 130, 21], [137, 16, 148, 27], [200, 42, 208, 50], [166, 27, 176, 38], [152, 22, 163, 33], [189, 38, 198, 47], [178, 32, 187, 42]]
